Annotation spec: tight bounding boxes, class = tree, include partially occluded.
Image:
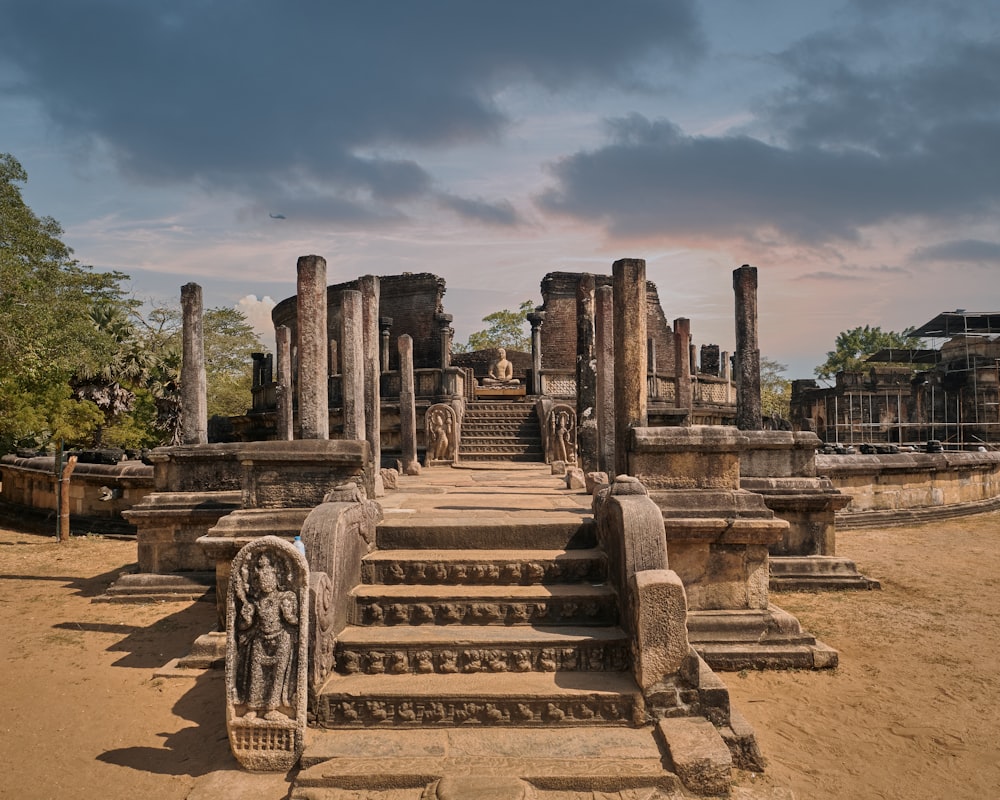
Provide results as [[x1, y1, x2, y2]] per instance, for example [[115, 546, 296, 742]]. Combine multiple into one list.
[[454, 300, 533, 353], [814, 325, 924, 380], [761, 357, 791, 421], [0, 153, 134, 452]]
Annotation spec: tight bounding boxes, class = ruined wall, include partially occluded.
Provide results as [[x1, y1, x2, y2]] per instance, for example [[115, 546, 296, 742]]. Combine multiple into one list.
[[539, 272, 675, 375], [272, 273, 446, 371]]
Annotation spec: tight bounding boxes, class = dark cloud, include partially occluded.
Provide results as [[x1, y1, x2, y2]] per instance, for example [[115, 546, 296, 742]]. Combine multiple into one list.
[[911, 239, 1000, 264], [537, 12, 1000, 245], [0, 1, 703, 225], [793, 271, 864, 282], [436, 194, 521, 227]]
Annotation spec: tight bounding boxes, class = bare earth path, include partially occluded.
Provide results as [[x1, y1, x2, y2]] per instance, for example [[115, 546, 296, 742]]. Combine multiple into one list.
[[2, 511, 999, 799]]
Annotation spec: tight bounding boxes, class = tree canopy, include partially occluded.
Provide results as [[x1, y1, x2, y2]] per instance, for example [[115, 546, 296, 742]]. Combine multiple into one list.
[[814, 325, 924, 380], [453, 300, 533, 353], [761, 356, 791, 421], [0, 153, 263, 453]]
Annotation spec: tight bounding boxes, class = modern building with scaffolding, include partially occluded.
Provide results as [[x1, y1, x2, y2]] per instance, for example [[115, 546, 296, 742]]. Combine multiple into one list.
[[790, 311, 1000, 450]]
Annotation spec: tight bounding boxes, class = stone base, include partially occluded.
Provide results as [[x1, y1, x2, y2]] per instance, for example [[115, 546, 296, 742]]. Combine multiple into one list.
[[769, 556, 881, 591], [474, 387, 527, 400], [294, 727, 683, 797], [687, 606, 839, 671], [153, 630, 227, 679], [95, 571, 215, 603]]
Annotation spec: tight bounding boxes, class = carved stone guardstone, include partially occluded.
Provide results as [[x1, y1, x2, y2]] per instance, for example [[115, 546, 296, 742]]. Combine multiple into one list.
[[226, 536, 309, 771], [424, 403, 459, 465], [543, 403, 577, 467]]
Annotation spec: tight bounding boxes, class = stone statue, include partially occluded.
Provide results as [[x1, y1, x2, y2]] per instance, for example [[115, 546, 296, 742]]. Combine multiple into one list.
[[428, 408, 451, 460], [482, 347, 520, 387], [235, 550, 300, 720]]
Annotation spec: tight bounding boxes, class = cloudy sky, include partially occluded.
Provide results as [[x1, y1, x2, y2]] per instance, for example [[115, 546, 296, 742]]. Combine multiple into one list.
[[2, 0, 998, 378]]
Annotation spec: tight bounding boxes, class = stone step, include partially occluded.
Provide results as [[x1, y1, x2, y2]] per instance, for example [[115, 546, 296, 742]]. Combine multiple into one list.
[[333, 624, 630, 675], [352, 583, 619, 627], [313, 671, 643, 728], [294, 727, 681, 795], [459, 452, 546, 463], [376, 519, 597, 551], [362, 548, 607, 585], [459, 445, 544, 456]]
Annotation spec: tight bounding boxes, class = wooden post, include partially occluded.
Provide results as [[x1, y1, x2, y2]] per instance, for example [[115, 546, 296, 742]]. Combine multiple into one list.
[[58, 455, 78, 542]]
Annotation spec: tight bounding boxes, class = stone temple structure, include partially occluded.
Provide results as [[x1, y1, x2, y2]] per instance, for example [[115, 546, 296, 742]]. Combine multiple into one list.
[[110, 256, 876, 797]]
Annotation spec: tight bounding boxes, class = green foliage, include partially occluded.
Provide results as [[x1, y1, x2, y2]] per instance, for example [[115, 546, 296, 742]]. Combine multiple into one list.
[[814, 325, 924, 379], [761, 357, 791, 420], [0, 153, 133, 452], [454, 300, 533, 353]]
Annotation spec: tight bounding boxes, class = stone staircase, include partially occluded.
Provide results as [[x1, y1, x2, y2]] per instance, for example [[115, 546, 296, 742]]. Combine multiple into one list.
[[295, 515, 734, 797], [459, 401, 544, 463]]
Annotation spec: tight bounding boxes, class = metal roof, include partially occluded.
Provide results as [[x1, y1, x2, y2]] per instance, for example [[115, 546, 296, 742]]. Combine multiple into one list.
[[909, 311, 1000, 338]]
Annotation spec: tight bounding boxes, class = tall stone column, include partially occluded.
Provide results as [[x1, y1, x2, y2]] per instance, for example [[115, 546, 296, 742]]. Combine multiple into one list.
[[379, 317, 393, 373], [613, 258, 647, 477], [674, 317, 693, 415], [341, 290, 366, 441], [275, 325, 294, 440], [180, 282, 207, 445], [436, 312, 454, 370], [296, 255, 329, 439], [576, 274, 598, 473], [360, 275, 381, 467], [398, 334, 420, 475], [329, 339, 339, 375], [527, 310, 545, 395], [734, 264, 763, 430], [595, 284, 615, 474]]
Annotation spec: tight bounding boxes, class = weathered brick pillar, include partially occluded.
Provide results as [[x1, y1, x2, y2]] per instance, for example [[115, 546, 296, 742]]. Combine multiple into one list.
[[341, 290, 365, 441], [734, 264, 763, 430], [275, 325, 293, 440], [613, 258, 648, 477], [528, 310, 545, 395], [398, 334, 420, 475], [360, 275, 381, 467], [674, 317, 693, 416], [180, 282, 207, 445], [595, 284, 615, 474], [296, 255, 329, 440], [576, 274, 598, 473]]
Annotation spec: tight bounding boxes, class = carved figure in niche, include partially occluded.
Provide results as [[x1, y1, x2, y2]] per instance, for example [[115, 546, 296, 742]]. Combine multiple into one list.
[[415, 651, 435, 673], [553, 410, 576, 464], [234, 551, 299, 721], [482, 347, 520, 387], [428, 409, 449, 459]]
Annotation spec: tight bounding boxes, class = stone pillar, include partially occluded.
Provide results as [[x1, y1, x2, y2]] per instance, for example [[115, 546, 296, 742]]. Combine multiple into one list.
[[329, 339, 339, 375], [180, 282, 208, 445], [527, 310, 545, 395], [674, 318, 692, 414], [276, 325, 294, 440], [296, 255, 329, 440], [613, 258, 647, 477], [360, 275, 381, 467], [576, 274, 598, 474], [595, 284, 615, 474], [734, 264, 762, 430], [436, 312, 454, 369], [341, 290, 365, 441], [398, 334, 420, 475], [379, 316, 393, 373]]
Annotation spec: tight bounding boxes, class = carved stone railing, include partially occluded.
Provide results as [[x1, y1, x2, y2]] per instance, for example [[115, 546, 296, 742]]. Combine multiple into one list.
[[593, 476, 693, 697], [538, 369, 576, 399]]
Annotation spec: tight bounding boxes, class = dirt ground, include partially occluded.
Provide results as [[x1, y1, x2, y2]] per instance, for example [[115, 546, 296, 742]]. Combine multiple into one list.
[[2, 513, 999, 800]]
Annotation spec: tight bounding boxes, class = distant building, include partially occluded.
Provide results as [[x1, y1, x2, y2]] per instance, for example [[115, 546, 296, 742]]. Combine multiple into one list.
[[790, 311, 1000, 448]]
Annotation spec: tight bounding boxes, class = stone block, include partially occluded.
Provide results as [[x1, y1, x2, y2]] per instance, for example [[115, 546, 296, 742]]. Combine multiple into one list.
[[550, 460, 566, 476], [565, 468, 586, 490], [585, 471, 609, 495], [657, 717, 732, 796], [630, 569, 689, 690], [629, 426, 746, 490]]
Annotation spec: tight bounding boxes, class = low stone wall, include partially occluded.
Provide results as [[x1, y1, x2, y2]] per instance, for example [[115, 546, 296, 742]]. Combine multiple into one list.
[[0, 454, 154, 533], [817, 451, 1000, 527]]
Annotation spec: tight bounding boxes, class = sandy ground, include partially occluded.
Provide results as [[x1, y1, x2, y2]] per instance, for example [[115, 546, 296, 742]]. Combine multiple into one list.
[[1, 513, 999, 800]]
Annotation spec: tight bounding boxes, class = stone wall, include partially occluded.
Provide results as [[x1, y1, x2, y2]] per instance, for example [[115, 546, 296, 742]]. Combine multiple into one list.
[[539, 272, 675, 376], [451, 349, 531, 382], [0, 454, 154, 532], [272, 273, 446, 372], [818, 451, 1000, 514]]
